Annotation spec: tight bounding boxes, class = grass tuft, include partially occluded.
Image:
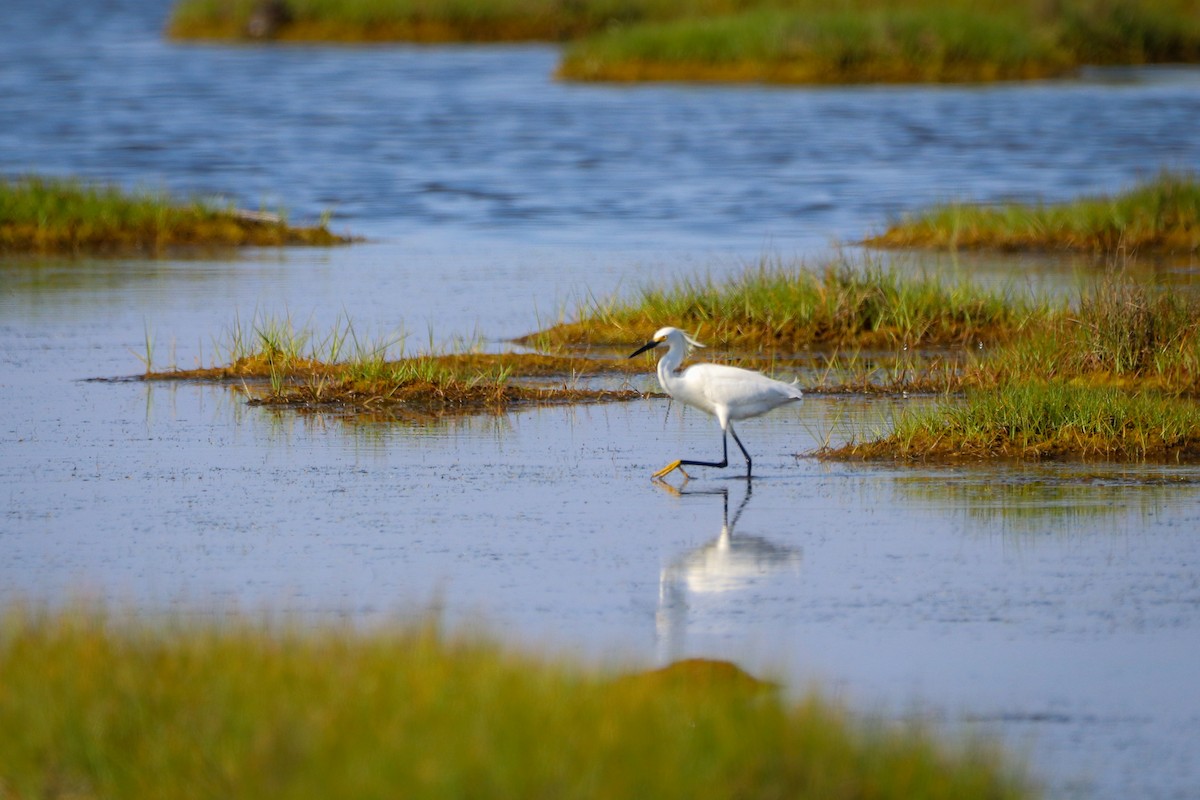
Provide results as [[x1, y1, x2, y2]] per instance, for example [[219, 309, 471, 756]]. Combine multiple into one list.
[[976, 274, 1200, 393], [524, 259, 1033, 352]]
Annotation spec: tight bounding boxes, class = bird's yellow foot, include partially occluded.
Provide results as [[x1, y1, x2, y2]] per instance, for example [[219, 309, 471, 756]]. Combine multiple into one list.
[[652, 460, 690, 480]]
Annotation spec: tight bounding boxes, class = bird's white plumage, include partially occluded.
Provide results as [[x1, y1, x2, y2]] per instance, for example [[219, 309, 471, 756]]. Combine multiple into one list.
[[630, 326, 802, 478], [650, 328, 803, 429], [666, 363, 803, 423]]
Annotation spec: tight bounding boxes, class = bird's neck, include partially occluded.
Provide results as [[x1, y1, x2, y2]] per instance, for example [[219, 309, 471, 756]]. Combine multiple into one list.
[[657, 347, 684, 390]]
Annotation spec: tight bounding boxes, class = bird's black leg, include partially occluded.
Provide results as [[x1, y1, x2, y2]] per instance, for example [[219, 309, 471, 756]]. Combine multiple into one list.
[[680, 429, 730, 470], [727, 423, 752, 478], [652, 429, 729, 479]]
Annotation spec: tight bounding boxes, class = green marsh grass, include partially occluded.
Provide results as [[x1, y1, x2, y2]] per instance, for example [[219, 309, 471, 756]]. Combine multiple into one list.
[[527, 253, 1200, 386], [566, 0, 1200, 83], [807, 346, 971, 395], [0, 608, 1035, 800], [970, 275, 1200, 394], [0, 176, 352, 255], [562, 0, 1200, 83], [166, 0, 716, 41], [526, 259, 1037, 351], [524, 255, 1200, 459], [146, 314, 645, 416], [810, 268, 1200, 461], [168, 0, 1200, 84], [866, 172, 1200, 254], [155, 266, 1200, 457], [827, 380, 1200, 461], [560, 3, 1070, 83]]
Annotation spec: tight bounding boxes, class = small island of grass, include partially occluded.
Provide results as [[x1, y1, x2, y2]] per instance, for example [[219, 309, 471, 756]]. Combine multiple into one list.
[[143, 315, 647, 419], [866, 172, 1200, 254], [0, 176, 354, 255], [825, 381, 1200, 461], [168, 0, 1200, 85]]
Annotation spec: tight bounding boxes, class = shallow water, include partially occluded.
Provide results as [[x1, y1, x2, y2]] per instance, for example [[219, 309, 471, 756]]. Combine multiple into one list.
[[4, 1, 1200, 798]]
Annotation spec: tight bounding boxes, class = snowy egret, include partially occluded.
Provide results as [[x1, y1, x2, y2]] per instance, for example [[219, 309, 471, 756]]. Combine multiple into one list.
[[629, 327, 803, 479]]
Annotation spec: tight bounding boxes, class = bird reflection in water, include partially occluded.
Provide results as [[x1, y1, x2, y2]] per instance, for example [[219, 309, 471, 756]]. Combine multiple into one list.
[[654, 479, 803, 664]]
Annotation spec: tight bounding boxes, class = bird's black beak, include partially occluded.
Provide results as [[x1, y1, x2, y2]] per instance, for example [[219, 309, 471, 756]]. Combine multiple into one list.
[[628, 340, 660, 359]]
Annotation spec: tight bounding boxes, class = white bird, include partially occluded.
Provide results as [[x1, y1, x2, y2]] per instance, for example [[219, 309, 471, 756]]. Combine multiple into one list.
[[629, 327, 803, 479]]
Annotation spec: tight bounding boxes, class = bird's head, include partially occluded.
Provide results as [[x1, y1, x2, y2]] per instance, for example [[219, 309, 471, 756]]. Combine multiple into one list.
[[628, 327, 705, 359]]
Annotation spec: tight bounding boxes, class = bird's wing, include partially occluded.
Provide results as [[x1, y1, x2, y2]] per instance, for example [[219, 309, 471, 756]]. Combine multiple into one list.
[[687, 364, 802, 406]]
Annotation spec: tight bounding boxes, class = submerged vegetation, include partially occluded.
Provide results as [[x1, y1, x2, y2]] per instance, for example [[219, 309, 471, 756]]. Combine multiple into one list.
[[0, 176, 352, 255], [167, 0, 1200, 84], [0, 609, 1034, 800], [867, 173, 1200, 254]]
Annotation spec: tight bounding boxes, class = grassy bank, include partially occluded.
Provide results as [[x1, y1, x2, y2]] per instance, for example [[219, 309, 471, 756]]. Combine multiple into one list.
[[826, 381, 1200, 461], [168, 0, 1200, 84], [0, 176, 353, 255], [0, 609, 1034, 800], [524, 261, 1036, 352], [865, 173, 1200, 254]]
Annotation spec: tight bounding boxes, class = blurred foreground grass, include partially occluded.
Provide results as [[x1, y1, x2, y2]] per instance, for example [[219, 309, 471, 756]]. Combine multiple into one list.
[[0, 609, 1034, 800]]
